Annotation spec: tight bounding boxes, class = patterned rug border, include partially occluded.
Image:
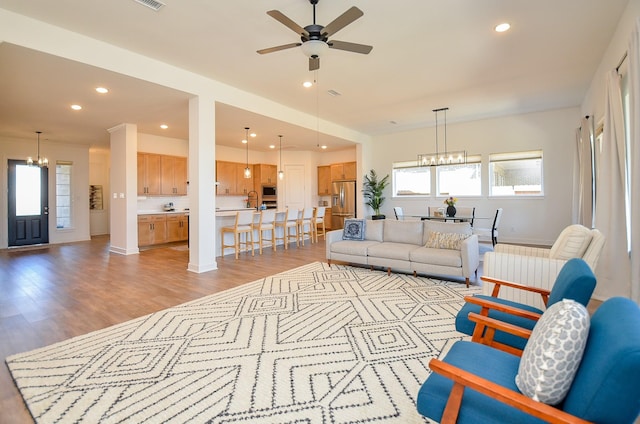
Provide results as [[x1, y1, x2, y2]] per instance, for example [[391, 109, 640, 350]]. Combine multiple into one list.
[[7, 262, 481, 423]]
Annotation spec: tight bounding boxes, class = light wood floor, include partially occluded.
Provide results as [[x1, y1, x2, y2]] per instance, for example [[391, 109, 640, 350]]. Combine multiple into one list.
[[0, 236, 487, 423]]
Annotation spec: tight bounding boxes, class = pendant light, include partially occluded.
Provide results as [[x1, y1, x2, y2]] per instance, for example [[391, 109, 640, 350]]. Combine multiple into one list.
[[243, 127, 251, 179], [27, 131, 49, 167], [417, 107, 466, 167], [278, 135, 284, 180]]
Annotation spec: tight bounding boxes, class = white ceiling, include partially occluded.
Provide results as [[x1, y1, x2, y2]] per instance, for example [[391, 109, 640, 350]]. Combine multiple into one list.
[[0, 0, 630, 152]]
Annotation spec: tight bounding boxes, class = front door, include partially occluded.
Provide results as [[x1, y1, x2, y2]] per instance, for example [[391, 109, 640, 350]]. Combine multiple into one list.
[[8, 159, 49, 246]]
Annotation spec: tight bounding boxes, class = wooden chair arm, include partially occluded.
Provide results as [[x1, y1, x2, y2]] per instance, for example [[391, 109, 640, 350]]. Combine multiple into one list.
[[463, 295, 543, 322], [480, 276, 552, 305], [429, 359, 592, 424], [468, 312, 531, 356]]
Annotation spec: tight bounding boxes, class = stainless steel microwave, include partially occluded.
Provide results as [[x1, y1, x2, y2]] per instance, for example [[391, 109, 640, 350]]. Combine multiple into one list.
[[262, 185, 276, 197]]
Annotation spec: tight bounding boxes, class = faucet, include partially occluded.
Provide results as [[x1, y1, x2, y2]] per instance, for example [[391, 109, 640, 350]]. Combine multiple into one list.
[[247, 190, 258, 209]]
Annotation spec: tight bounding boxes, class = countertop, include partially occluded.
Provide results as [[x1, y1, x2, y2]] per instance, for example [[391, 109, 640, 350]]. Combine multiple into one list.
[[138, 210, 190, 215]]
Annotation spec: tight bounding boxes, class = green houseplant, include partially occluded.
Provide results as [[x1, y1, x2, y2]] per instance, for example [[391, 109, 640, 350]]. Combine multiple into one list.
[[363, 169, 390, 219]]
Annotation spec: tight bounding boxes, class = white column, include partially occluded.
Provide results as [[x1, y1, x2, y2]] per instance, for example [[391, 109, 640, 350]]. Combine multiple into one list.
[[187, 95, 217, 273], [107, 123, 139, 255]]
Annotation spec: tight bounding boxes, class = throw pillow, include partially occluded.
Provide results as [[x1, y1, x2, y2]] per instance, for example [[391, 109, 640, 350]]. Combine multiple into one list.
[[515, 299, 590, 405], [549, 225, 593, 261], [424, 231, 470, 250], [342, 219, 366, 241]]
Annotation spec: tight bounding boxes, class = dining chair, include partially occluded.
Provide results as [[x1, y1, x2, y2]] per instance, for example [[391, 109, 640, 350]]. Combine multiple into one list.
[[256, 209, 276, 254], [393, 206, 404, 220], [313, 206, 326, 242], [473, 208, 503, 245], [454, 206, 475, 226], [220, 210, 254, 259], [298, 207, 315, 246], [428, 206, 445, 217]]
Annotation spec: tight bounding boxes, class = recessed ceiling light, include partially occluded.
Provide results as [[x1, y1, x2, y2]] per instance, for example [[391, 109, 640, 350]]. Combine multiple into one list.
[[250, 132, 257, 138], [269, 145, 275, 149], [495, 23, 511, 32], [71, 104, 82, 110], [303, 81, 313, 88], [241, 139, 247, 144], [95, 87, 109, 94], [160, 124, 168, 129], [321, 145, 327, 149]]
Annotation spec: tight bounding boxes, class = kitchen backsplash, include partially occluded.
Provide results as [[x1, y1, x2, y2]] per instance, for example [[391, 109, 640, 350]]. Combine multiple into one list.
[[137, 195, 249, 213]]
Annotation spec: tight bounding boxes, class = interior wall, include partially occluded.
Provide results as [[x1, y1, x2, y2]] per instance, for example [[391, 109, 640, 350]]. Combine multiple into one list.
[[0, 136, 91, 248], [89, 148, 110, 236], [370, 107, 580, 246]]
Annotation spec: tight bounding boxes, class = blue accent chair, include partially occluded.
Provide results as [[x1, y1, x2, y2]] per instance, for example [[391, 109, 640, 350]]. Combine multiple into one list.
[[455, 258, 596, 354], [417, 297, 640, 423]]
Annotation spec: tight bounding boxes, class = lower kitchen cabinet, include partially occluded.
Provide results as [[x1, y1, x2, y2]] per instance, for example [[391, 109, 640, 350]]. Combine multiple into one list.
[[166, 213, 189, 242], [138, 213, 189, 247]]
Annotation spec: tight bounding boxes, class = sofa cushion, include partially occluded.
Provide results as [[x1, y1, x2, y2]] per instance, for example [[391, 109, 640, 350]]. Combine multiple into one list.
[[410, 247, 463, 268], [425, 231, 470, 250], [516, 299, 590, 405], [549, 224, 593, 261], [422, 221, 472, 245], [364, 219, 384, 242], [383, 220, 423, 245], [330, 240, 380, 256], [367, 242, 417, 261], [342, 219, 365, 240]]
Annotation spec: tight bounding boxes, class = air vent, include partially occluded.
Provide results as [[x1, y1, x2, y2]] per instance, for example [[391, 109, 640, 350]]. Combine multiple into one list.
[[134, 0, 165, 11], [327, 89, 342, 97]]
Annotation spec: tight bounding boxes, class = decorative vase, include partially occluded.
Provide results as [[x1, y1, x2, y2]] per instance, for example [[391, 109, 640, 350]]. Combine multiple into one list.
[[446, 205, 456, 217]]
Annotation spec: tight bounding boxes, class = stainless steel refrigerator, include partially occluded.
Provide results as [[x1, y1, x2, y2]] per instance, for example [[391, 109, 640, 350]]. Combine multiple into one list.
[[331, 181, 356, 229]]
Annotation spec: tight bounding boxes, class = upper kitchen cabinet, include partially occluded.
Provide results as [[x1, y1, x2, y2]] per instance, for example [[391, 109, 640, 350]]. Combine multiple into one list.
[[137, 153, 162, 195], [161, 155, 188, 196], [317, 166, 331, 195], [254, 164, 277, 185], [216, 161, 237, 195], [330, 162, 357, 181], [235, 164, 254, 195]]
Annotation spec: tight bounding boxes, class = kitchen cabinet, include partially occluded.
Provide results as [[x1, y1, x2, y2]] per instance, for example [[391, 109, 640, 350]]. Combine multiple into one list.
[[138, 214, 167, 246], [235, 164, 254, 195], [216, 161, 237, 195], [317, 165, 331, 195], [254, 164, 278, 185], [216, 161, 254, 195], [166, 213, 189, 242], [330, 161, 357, 181], [137, 153, 162, 195], [161, 155, 188, 195]]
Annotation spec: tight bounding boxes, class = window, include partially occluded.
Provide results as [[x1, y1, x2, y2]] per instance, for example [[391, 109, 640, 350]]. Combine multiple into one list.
[[489, 150, 543, 196], [436, 155, 481, 196], [620, 60, 631, 252], [392, 161, 430, 197], [56, 162, 72, 229]]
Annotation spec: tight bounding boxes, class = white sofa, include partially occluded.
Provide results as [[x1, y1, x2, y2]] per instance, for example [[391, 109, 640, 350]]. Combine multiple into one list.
[[482, 224, 605, 309], [326, 219, 479, 286]]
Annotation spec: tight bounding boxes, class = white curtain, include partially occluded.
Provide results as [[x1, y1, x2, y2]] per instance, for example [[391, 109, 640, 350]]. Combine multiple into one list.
[[593, 70, 630, 300], [628, 18, 640, 303], [573, 116, 593, 227]]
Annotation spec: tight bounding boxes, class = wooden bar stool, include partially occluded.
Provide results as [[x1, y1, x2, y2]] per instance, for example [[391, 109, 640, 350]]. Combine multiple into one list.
[[220, 210, 254, 259]]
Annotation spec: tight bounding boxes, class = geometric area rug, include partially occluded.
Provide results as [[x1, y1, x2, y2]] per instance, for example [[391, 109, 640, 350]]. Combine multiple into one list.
[[6, 262, 481, 423]]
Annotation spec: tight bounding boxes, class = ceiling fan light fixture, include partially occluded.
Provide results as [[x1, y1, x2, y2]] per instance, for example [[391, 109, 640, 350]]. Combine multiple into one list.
[[300, 40, 328, 58]]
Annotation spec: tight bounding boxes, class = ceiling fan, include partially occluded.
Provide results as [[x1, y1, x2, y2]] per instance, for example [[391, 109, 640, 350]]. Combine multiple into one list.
[[257, 0, 373, 71]]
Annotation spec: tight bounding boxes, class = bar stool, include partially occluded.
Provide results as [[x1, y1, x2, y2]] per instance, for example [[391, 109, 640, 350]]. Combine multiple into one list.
[[313, 206, 326, 242], [274, 209, 298, 249], [298, 207, 315, 246], [220, 210, 254, 259], [256, 209, 276, 254]]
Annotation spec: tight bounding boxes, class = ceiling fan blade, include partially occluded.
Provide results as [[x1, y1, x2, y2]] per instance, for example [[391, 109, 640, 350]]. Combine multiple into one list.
[[328, 40, 373, 54], [257, 43, 302, 55], [322, 6, 364, 37], [309, 56, 320, 71], [266, 10, 308, 37]]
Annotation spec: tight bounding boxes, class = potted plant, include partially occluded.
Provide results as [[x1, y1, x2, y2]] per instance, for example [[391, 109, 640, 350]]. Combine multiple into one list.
[[363, 169, 390, 219]]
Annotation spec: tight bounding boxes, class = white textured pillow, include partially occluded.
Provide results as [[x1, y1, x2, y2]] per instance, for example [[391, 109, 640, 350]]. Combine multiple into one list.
[[424, 232, 470, 250], [549, 225, 593, 261], [515, 299, 590, 405]]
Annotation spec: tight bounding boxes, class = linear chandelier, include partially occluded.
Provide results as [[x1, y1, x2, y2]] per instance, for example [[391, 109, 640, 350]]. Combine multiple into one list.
[[418, 107, 466, 167]]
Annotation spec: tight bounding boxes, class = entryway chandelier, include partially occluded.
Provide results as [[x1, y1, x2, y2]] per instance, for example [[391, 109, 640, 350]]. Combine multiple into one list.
[[27, 131, 49, 167], [417, 107, 466, 167]]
